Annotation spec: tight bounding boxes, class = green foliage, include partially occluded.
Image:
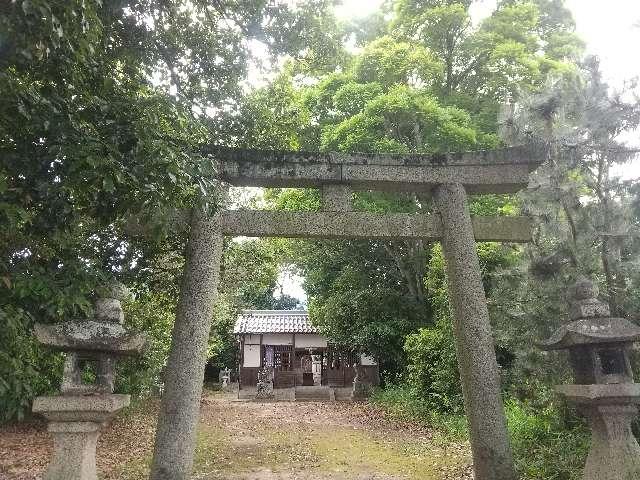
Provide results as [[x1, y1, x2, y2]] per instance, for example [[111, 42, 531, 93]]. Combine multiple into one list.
[[116, 293, 176, 396], [393, 0, 582, 99], [404, 320, 462, 413], [0, 306, 63, 422], [321, 85, 481, 153], [507, 398, 590, 480], [370, 383, 469, 440], [1, 0, 333, 421], [311, 286, 428, 373], [373, 383, 590, 480], [354, 36, 443, 87]]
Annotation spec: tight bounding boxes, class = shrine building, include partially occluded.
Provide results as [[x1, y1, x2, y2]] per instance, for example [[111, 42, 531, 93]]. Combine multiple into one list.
[[234, 309, 379, 400]]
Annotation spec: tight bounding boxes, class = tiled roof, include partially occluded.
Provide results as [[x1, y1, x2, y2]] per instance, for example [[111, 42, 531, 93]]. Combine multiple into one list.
[[233, 310, 317, 334]]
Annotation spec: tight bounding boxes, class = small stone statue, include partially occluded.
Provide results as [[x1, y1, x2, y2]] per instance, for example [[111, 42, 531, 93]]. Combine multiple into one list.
[[351, 362, 370, 401], [221, 368, 231, 388]]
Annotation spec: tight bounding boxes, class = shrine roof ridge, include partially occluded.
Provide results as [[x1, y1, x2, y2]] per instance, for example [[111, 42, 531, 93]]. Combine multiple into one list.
[[233, 309, 317, 334], [203, 143, 548, 169]]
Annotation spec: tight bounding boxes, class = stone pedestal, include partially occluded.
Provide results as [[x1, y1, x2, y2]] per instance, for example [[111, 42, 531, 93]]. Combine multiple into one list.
[[582, 404, 640, 480], [556, 384, 640, 480], [33, 394, 130, 480]]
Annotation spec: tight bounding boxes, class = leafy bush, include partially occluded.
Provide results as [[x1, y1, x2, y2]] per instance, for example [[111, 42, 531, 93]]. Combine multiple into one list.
[[369, 384, 468, 440], [372, 383, 591, 480], [404, 320, 463, 413], [0, 306, 63, 422], [507, 399, 589, 480], [116, 293, 177, 396]]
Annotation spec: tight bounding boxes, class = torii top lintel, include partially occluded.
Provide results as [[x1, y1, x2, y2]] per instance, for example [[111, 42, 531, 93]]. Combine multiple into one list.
[[205, 144, 547, 194]]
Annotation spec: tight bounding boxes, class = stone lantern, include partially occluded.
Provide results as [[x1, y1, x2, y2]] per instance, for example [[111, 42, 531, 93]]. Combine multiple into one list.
[[539, 278, 640, 480], [32, 284, 147, 480]]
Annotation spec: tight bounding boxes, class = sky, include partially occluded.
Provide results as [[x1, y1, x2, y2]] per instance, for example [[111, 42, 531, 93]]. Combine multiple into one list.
[[277, 0, 640, 302]]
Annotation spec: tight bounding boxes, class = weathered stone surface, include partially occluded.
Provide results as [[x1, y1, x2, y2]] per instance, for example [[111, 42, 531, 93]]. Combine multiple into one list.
[[34, 394, 129, 480], [150, 207, 226, 480], [210, 144, 547, 194], [540, 278, 640, 480], [540, 278, 640, 350], [351, 363, 371, 401], [341, 163, 533, 193], [556, 384, 640, 404], [434, 183, 516, 480], [321, 184, 352, 212], [94, 297, 125, 323], [255, 368, 274, 400], [33, 321, 147, 354], [206, 143, 546, 167], [581, 404, 640, 480], [33, 394, 130, 423], [220, 210, 533, 243], [45, 423, 100, 480], [570, 299, 612, 321], [540, 317, 640, 350]]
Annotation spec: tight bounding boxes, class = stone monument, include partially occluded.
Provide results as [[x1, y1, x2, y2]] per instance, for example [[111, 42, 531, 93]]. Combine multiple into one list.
[[539, 277, 640, 480], [255, 367, 274, 400], [32, 284, 147, 480]]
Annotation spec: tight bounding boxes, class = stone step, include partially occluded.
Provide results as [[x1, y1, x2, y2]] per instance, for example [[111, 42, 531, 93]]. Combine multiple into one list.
[[294, 386, 332, 401]]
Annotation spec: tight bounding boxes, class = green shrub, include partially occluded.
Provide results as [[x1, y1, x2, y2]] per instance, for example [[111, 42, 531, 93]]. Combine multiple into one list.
[[0, 306, 63, 422], [404, 319, 463, 414], [507, 399, 589, 480], [370, 384, 468, 440], [116, 293, 176, 396], [372, 383, 590, 479]]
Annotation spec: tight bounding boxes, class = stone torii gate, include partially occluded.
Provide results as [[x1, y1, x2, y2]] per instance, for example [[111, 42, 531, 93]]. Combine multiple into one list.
[[149, 144, 547, 480]]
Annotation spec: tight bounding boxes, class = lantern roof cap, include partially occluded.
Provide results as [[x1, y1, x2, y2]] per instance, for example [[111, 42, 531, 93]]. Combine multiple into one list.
[[34, 320, 147, 355], [540, 277, 640, 350], [33, 285, 146, 355], [539, 316, 640, 350]]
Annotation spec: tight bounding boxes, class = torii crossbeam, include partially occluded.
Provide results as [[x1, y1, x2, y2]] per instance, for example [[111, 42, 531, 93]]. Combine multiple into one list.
[[150, 144, 547, 480]]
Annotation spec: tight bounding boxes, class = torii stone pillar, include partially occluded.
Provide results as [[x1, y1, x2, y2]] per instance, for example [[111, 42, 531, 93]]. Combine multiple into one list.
[[149, 209, 225, 480], [434, 183, 516, 480]]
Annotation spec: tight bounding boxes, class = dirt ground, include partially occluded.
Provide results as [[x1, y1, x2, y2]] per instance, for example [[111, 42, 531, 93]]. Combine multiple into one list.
[[0, 389, 472, 480]]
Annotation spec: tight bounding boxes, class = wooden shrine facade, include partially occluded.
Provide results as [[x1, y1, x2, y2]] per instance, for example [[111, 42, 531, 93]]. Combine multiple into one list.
[[234, 310, 379, 393]]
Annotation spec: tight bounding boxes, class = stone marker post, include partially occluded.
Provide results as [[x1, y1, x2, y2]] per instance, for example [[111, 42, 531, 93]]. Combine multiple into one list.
[[540, 278, 640, 480], [434, 183, 516, 480], [150, 207, 225, 480], [32, 285, 147, 480]]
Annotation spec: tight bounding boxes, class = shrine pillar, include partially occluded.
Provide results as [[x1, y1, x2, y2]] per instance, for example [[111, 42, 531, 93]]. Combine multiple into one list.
[[434, 183, 516, 480], [149, 208, 225, 480]]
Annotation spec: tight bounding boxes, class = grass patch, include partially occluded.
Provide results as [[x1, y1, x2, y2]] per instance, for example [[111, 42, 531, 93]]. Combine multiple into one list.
[[371, 384, 592, 480], [507, 399, 589, 480], [370, 384, 469, 442], [309, 428, 462, 478]]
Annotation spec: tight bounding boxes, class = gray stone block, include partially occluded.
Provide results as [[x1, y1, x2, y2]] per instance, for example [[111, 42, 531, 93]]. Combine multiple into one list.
[[33, 394, 129, 480]]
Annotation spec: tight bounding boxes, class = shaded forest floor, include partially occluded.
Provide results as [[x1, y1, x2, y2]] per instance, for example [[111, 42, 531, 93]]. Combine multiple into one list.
[[0, 389, 472, 480]]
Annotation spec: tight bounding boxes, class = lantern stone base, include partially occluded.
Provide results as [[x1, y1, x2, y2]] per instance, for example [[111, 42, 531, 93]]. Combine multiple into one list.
[[581, 404, 640, 480], [33, 394, 130, 480], [556, 385, 640, 480]]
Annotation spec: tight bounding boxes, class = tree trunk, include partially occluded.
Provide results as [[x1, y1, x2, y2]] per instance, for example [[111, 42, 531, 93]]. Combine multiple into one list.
[[149, 209, 224, 480], [434, 183, 516, 480]]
